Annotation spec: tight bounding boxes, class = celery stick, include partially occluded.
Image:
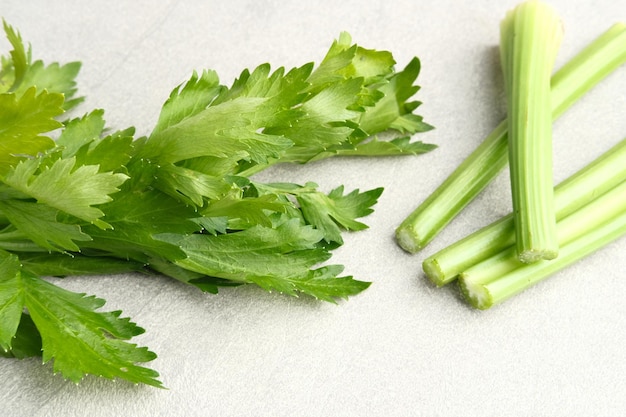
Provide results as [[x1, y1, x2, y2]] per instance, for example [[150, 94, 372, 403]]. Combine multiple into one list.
[[423, 137, 626, 286], [500, 0, 563, 263], [395, 122, 508, 253], [459, 181, 626, 309], [395, 22, 626, 253]]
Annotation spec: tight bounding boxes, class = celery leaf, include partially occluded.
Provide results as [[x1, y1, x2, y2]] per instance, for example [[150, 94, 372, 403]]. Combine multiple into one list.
[[297, 186, 383, 244], [0, 250, 23, 351], [19, 252, 145, 277], [336, 136, 437, 156], [155, 218, 370, 301], [0, 312, 42, 359], [3, 156, 128, 229], [0, 200, 92, 252], [0, 88, 63, 174], [14, 61, 83, 110], [21, 272, 161, 386], [0, 19, 30, 93]]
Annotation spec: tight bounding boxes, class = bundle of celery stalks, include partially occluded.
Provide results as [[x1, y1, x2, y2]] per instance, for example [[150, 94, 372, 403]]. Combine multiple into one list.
[[396, 0, 626, 309]]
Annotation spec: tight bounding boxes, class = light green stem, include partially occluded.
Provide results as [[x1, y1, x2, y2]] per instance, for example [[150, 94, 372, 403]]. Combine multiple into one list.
[[459, 181, 626, 309], [423, 137, 626, 286], [501, 0, 563, 262], [422, 139, 626, 286], [396, 22, 626, 253]]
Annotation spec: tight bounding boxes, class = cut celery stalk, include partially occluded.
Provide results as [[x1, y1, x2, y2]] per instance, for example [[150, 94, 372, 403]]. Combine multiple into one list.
[[423, 137, 626, 286], [395, 22, 626, 253], [500, 0, 563, 263], [459, 181, 626, 309]]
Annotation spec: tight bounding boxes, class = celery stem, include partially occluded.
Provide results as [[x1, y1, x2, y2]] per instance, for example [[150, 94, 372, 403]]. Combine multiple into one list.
[[459, 181, 626, 309], [501, 0, 563, 263], [396, 22, 626, 253], [423, 137, 626, 286]]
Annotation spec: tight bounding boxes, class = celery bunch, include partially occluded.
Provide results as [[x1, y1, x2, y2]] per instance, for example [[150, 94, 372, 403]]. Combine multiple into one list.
[[0, 22, 436, 386], [423, 138, 626, 287], [399, 1, 626, 308]]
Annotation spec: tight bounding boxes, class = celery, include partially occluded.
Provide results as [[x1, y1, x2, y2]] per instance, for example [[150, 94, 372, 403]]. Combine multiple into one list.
[[500, 0, 563, 262], [423, 137, 626, 286], [395, 22, 626, 253], [458, 181, 626, 309]]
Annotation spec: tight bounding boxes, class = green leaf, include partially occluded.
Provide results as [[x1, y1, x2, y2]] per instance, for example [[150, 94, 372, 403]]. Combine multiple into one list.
[[57, 110, 107, 158], [0, 249, 23, 351], [151, 69, 223, 136], [155, 218, 330, 283], [265, 77, 363, 163], [305, 32, 357, 89], [19, 252, 145, 277], [192, 216, 228, 236], [358, 57, 434, 136], [141, 64, 310, 165], [212, 63, 311, 110], [1, 19, 30, 93], [0, 199, 92, 252], [178, 154, 241, 178], [297, 186, 383, 244], [335, 136, 437, 157], [156, 216, 370, 301], [14, 60, 83, 110], [2, 19, 81, 107], [142, 34, 433, 179], [75, 131, 135, 173], [20, 272, 162, 386], [154, 163, 232, 207], [201, 191, 288, 229], [307, 31, 394, 90], [142, 97, 291, 164], [82, 181, 201, 262], [2, 156, 128, 229], [248, 264, 371, 303], [0, 88, 63, 174], [56, 110, 135, 173], [0, 312, 42, 359], [2, 249, 160, 384]]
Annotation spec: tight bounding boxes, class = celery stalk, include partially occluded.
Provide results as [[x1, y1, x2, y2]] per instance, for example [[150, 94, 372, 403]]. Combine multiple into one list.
[[458, 181, 626, 309], [500, 0, 563, 262], [395, 22, 626, 253], [423, 137, 626, 286]]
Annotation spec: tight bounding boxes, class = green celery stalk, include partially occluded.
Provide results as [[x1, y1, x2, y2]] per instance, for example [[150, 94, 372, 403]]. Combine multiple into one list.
[[395, 21, 626, 253], [423, 137, 626, 286], [458, 180, 626, 309], [500, 0, 563, 263]]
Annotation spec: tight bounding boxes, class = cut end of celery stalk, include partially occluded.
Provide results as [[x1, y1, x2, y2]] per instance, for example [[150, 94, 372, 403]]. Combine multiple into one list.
[[458, 275, 493, 310], [518, 247, 559, 263], [395, 226, 423, 253], [459, 182, 626, 310], [422, 257, 447, 287]]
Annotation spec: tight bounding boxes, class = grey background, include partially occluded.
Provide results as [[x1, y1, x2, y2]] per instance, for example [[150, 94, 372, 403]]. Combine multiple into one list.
[[1, 1, 625, 416]]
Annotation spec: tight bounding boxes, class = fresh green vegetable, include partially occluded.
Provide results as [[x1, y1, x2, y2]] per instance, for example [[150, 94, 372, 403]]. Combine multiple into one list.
[[395, 21, 626, 253], [459, 180, 626, 309], [500, 0, 563, 262], [416, 3, 626, 308], [423, 137, 626, 286], [0, 22, 434, 386]]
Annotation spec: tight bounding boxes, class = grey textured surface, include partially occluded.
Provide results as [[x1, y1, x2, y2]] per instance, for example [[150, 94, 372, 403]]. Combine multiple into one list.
[[1, 1, 625, 416]]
